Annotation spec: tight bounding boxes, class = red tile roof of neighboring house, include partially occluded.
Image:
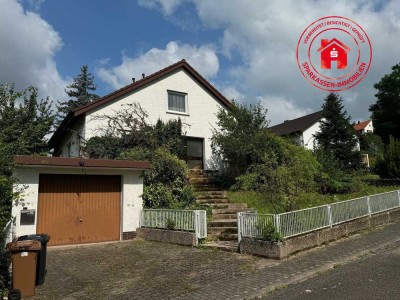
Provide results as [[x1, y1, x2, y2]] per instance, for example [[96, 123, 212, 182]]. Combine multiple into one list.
[[268, 111, 323, 136], [49, 59, 233, 148], [353, 120, 371, 131], [14, 155, 151, 170]]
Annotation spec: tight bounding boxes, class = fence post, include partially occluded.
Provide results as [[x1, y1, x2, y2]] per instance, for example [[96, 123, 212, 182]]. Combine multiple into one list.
[[237, 212, 242, 243], [275, 214, 281, 235], [398, 190, 400, 208], [367, 196, 371, 216], [140, 210, 144, 228], [193, 210, 199, 246], [327, 205, 333, 228]]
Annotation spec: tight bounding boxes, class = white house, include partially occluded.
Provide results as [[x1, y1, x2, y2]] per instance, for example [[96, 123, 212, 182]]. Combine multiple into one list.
[[49, 59, 234, 170], [354, 120, 374, 134], [268, 111, 324, 151], [12, 156, 150, 246]]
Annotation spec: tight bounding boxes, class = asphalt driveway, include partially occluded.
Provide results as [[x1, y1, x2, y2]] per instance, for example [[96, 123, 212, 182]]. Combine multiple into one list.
[[34, 240, 272, 300]]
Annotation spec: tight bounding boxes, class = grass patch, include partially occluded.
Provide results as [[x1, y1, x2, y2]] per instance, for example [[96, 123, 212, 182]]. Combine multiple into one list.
[[228, 190, 276, 214], [228, 184, 400, 214]]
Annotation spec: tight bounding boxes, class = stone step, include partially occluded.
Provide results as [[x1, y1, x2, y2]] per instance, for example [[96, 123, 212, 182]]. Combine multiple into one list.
[[189, 177, 209, 183], [196, 198, 229, 204], [207, 227, 237, 235], [212, 213, 238, 220], [208, 219, 237, 227], [208, 203, 248, 209], [207, 233, 238, 241], [202, 241, 238, 252], [194, 187, 222, 192], [212, 207, 255, 214], [196, 191, 227, 198]]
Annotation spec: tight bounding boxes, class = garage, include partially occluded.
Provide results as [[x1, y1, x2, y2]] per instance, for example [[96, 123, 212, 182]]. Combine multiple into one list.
[[37, 174, 121, 246], [12, 156, 150, 246]]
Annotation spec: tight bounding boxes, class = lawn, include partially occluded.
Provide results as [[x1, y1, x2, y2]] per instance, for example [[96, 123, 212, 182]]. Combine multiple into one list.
[[228, 184, 400, 214]]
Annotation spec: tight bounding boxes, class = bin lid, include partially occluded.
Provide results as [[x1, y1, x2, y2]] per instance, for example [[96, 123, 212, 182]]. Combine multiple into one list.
[[7, 240, 42, 252], [17, 234, 50, 243]]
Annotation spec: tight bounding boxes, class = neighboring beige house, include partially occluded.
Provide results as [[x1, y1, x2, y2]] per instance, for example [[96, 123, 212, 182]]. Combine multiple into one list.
[[49, 59, 233, 170], [354, 119, 374, 134], [268, 111, 323, 151]]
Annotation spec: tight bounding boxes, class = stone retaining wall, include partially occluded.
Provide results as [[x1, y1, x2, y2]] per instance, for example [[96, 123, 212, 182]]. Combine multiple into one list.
[[136, 228, 197, 246], [239, 208, 400, 259]]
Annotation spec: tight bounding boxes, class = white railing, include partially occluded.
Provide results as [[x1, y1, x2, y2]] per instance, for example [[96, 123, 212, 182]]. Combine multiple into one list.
[[140, 209, 207, 241], [238, 190, 400, 242]]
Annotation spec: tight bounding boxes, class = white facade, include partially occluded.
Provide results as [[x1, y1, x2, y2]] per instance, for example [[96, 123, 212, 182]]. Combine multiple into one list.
[[360, 121, 374, 134], [12, 166, 143, 240], [58, 69, 229, 170], [301, 120, 323, 150]]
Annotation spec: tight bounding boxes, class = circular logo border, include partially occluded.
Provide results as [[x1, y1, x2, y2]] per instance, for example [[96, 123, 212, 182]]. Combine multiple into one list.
[[296, 16, 372, 92]]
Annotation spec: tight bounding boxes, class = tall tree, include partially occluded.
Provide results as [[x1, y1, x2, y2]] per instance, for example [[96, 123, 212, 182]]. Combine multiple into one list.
[[56, 65, 99, 126], [369, 63, 400, 143], [211, 100, 269, 178], [314, 93, 361, 171]]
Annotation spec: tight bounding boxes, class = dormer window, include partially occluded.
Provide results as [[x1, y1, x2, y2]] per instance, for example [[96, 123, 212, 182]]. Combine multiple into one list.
[[168, 90, 187, 114]]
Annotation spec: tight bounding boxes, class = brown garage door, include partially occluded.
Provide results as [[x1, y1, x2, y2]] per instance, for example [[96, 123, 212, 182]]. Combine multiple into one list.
[[37, 174, 121, 246]]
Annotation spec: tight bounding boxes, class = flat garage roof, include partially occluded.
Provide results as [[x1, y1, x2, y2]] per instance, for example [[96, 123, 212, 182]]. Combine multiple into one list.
[[14, 155, 151, 170]]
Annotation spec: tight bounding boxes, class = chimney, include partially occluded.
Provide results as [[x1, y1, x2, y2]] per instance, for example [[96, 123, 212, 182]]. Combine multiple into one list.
[[142, 73, 145, 79], [358, 121, 360, 124], [132, 78, 135, 83]]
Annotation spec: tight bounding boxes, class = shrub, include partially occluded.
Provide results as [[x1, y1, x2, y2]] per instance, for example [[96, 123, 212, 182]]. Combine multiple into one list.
[[142, 148, 195, 209], [118, 147, 150, 161], [211, 101, 269, 179], [375, 136, 400, 178], [256, 222, 283, 242], [233, 135, 320, 212], [166, 219, 176, 230]]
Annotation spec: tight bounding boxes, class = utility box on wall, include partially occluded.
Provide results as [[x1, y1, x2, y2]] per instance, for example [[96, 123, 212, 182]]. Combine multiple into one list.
[[20, 209, 35, 226]]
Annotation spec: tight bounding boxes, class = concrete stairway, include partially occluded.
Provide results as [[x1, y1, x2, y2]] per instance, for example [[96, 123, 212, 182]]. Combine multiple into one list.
[[189, 170, 254, 241]]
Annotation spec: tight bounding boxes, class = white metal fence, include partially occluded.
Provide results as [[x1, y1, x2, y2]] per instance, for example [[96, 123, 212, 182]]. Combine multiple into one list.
[[238, 190, 400, 241], [140, 209, 207, 240]]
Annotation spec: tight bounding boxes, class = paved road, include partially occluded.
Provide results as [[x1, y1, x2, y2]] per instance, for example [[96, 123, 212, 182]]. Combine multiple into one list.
[[34, 221, 400, 299], [264, 242, 400, 300]]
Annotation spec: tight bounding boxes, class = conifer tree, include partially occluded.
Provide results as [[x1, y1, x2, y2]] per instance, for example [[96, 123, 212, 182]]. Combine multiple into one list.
[[314, 93, 361, 170], [56, 65, 99, 126], [369, 63, 400, 143]]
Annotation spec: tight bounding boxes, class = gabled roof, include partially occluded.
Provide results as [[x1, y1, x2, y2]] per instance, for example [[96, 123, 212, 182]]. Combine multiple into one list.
[[269, 111, 323, 136], [354, 120, 371, 131], [49, 59, 233, 147], [317, 38, 351, 52], [14, 155, 151, 170]]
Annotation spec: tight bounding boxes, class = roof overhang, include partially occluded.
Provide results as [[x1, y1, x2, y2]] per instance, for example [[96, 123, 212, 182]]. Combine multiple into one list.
[[14, 155, 151, 170]]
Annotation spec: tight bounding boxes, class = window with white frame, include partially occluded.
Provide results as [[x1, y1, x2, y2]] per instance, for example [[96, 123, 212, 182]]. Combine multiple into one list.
[[168, 91, 187, 113]]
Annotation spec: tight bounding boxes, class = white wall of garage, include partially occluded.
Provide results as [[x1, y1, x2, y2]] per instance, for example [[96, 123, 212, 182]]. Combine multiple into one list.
[[12, 166, 144, 240]]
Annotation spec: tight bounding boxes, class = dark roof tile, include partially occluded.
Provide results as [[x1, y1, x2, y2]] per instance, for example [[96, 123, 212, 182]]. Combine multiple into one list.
[[269, 111, 323, 136]]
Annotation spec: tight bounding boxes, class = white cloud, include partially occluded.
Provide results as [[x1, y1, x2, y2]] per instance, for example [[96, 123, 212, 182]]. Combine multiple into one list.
[[97, 41, 219, 90], [258, 95, 311, 126], [143, 0, 400, 124], [137, 0, 187, 16], [220, 86, 243, 102], [0, 0, 68, 102]]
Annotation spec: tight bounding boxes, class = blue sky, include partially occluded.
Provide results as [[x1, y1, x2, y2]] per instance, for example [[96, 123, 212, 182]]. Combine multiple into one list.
[[1, 0, 400, 125]]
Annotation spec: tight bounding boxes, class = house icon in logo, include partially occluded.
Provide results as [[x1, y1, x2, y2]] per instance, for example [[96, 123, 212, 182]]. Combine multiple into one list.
[[317, 38, 351, 69]]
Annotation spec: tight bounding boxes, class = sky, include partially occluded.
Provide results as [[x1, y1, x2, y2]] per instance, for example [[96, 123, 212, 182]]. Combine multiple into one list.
[[1, 0, 399, 125]]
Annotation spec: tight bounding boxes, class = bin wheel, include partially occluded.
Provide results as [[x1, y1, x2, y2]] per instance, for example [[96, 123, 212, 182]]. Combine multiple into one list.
[[8, 289, 21, 300]]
